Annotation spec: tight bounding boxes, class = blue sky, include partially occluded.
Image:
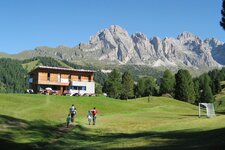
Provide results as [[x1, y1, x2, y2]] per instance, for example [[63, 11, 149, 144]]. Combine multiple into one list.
[[0, 0, 224, 54]]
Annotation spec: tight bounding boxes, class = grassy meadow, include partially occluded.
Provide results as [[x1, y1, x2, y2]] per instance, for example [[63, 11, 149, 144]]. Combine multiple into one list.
[[1, 94, 225, 149]]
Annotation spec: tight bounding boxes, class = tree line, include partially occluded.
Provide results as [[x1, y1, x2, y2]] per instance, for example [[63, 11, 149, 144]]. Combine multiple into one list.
[[0, 58, 28, 93], [102, 68, 225, 104], [1, 56, 225, 105]]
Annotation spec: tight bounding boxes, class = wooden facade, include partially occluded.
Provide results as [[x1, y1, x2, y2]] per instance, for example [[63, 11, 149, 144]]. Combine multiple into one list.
[[28, 66, 95, 95]]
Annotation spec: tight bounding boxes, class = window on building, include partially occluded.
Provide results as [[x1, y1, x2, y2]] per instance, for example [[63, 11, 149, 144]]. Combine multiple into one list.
[[29, 74, 33, 83], [82, 86, 86, 91], [47, 73, 50, 81], [72, 86, 86, 91]]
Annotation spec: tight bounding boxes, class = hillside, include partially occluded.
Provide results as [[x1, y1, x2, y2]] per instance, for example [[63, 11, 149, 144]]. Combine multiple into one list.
[[20, 57, 165, 81], [1, 94, 225, 149], [21, 57, 73, 72]]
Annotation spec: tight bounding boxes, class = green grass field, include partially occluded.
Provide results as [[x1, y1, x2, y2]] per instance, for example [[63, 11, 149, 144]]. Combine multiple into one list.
[[1, 94, 225, 149]]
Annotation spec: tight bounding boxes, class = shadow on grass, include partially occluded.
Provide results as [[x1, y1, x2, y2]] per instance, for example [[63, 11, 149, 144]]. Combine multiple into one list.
[[215, 111, 225, 115], [103, 128, 225, 150], [1, 114, 225, 150], [180, 114, 200, 117]]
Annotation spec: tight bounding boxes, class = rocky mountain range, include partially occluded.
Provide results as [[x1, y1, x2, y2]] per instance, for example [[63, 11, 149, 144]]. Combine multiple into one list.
[[3, 25, 225, 69]]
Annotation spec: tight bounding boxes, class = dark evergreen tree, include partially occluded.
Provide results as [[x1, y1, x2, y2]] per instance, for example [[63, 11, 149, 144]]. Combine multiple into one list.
[[208, 69, 221, 95], [94, 70, 107, 86], [175, 69, 195, 103], [102, 81, 110, 94], [214, 78, 222, 94], [134, 84, 139, 98], [137, 78, 145, 97], [0, 58, 28, 93], [159, 69, 175, 96], [193, 78, 200, 103], [121, 71, 134, 99], [144, 76, 158, 96], [137, 76, 158, 97], [0, 81, 6, 93], [220, 0, 225, 30], [199, 74, 214, 103], [220, 67, 225, 80], [95, 82, 103, 95], [104, 69, 122, 99], [175, 69, 187, 101], [201, 85, 214, 103]]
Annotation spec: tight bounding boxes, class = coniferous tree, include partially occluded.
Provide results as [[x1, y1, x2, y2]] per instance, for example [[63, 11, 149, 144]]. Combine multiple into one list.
[[208, 69, 221, 95], [144, 76, 158, 96], [220, 0, 225, 30], [220, 67, 225, 80], [137, 78, 145, 97], [0, 81, 6, 93], [102, 81, 110, 94], [95, 83, 103, 95], [175, 69, 195, 103], [199, 74, 214, 103], [214, 78, 221, 94], [121, 71, 134, 99], [193, 78, 200, 103], [104, 69, 122, 99], [0, 58, 28, 93], [159, 69, 175, 96], [201, 85, 214, 103], [134, 84, 139, 98], [175, 69, 188, 101], [94, 70, 107, 86], [137, 76, 158, 97]]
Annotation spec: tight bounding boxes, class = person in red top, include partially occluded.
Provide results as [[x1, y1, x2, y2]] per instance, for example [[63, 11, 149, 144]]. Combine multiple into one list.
[[91, 107, 97, 125]]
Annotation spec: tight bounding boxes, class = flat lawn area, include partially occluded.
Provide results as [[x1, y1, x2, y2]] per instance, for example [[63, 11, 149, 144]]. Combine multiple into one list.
[[1, 94, 225, 149]]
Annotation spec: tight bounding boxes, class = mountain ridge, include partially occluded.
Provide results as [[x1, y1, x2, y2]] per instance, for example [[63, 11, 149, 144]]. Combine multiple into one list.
[[1, 25, 225, 70]]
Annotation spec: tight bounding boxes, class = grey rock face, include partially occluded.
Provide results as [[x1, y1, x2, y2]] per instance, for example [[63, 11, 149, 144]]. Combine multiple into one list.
[[16, 25, 225, 69], [80, 26, 224, 68], [86, 25, 136, 63]]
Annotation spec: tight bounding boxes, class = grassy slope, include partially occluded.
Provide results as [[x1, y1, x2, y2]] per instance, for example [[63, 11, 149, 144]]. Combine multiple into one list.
[[56, 60, 72, 68], [21, 59, 72, 72], [22, 60, 39, 72], [0, 94, 225, 149]]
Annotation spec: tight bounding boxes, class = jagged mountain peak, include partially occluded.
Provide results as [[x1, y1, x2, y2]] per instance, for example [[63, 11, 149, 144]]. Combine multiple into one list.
[[132, 32, 146, 37], [11, 25, 225, 70], [97, 25, 129, 37], [85, 27, 223, 68], [131, 32, 148, 41], [108, 25, 127, 33], [177, 32, 198, 39], [204, 38, 224, 46], [177, 32, 202, 44]]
